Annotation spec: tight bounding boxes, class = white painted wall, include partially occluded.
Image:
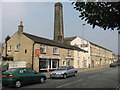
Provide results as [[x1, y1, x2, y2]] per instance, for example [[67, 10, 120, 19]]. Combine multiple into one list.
[[70, 37, 91, 68]]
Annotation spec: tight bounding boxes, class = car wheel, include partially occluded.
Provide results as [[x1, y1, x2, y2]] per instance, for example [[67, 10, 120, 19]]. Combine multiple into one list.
[[40, 77, 45, 84], [73, 72, 77, 76], [15, 80, 21, 88], [63, 74, 67, 79]]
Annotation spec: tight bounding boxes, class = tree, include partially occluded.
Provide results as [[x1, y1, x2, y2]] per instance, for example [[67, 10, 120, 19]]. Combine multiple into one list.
[[5, 35, 10, 43], [72, 2, 120, 30]]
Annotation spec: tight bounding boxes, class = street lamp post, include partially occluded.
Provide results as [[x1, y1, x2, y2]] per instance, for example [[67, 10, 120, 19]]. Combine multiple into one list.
[[82, 24, 86, 68], [118, 30, 120, 62], [82, 24, 86, 50]]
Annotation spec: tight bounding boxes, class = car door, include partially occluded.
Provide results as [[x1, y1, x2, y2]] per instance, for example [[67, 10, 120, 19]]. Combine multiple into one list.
[[66, 66, 72, 76], [26, 68, 39, 83], [70, 66, 75, 76], [18, 68, 31, 84]]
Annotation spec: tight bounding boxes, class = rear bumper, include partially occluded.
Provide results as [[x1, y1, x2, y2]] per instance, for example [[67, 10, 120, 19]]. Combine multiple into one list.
[[2, 79, 16, 86]]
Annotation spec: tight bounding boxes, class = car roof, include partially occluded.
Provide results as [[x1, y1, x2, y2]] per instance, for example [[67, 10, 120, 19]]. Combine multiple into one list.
[[10, 68, 32, 70]]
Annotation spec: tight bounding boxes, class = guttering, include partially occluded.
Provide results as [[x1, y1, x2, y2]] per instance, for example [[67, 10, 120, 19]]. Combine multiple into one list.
[[32, 42, 35, 70]]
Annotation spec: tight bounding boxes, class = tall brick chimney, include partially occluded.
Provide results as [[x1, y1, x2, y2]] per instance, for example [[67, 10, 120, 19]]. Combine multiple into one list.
[[18, 21, 23, 33], [54, 2, 64, 43]]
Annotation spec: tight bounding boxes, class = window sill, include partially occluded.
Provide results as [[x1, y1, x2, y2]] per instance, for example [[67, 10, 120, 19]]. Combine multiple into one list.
[[40, 52, 46, 54], [15, 50, 19, 52], [8, 50, 12, 52], [53, 53, 59, 55]]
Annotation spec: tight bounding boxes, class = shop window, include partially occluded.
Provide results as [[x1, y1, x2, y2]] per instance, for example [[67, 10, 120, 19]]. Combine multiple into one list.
[[53, 47, 59, 55], [40, 45, 46, 54], [40, 60, 47, 69], [52, 60, 58, 68]]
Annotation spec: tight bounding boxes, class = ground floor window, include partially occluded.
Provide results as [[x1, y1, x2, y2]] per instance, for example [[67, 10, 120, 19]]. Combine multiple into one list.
[[100, 59, 102, 65], [91, 60, 94, 67], [83, 60, 87, 67], [39, 59, 59, 71], [52, 60, 58, 68], [40, 59, 47, 69], [67, 59, 71, 65], [63, 61, 65, 65], [78, 60, 80, 66]]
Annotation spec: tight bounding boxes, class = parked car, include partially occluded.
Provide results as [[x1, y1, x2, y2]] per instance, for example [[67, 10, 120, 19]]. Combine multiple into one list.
[[2, 68, 46, 88], [117, 63, 120, 66], [50, 65, 77, 79], [110, 63, 117, 67]]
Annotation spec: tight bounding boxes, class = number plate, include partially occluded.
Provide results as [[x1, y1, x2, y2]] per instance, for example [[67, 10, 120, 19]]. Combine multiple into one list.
[[2, 75, 6, 77]]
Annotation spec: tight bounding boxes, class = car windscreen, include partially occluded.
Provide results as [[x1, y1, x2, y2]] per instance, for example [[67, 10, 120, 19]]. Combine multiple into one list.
[[57, 66, 66, 70], [4, 68, 16, 74]]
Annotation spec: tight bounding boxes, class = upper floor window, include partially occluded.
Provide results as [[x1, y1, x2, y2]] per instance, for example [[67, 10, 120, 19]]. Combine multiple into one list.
[[53, 47, 59, 55], [78, 51, 80, 57], [81, 43, 89, 47], [15, 44, 20, 52], [8, 45, 12, 52], [40, 45, 46, 54], [68, 50, 71, 56], [25, 49, 27, 53]]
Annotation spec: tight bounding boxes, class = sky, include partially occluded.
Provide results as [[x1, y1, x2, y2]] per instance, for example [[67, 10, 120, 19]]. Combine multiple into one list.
[[0, 1, 118, 55]]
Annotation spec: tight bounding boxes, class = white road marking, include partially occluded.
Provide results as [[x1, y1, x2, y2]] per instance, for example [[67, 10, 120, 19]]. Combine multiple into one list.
[[88, 74, 100, 79], [56, 79, 83, 88]]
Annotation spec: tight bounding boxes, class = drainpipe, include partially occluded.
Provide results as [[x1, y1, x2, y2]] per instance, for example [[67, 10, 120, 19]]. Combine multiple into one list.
[[32, 42, 35, 70]]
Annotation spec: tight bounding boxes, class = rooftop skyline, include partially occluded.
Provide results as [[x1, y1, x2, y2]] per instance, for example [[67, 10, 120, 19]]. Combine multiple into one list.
[[1, 2, 118, 54]]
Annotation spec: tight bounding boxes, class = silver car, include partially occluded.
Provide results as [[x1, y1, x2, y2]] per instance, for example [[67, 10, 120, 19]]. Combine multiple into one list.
[[50, 66, 77, 79]]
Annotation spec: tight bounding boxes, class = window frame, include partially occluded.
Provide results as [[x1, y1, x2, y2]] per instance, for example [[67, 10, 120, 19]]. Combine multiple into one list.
[[53, 47, 59, 55], [40, 45, 46, 54], [15, 44, 20, 52]]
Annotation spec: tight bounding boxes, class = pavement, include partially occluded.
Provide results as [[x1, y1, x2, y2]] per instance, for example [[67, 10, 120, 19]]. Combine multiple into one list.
[[42, 65, 109, 79]]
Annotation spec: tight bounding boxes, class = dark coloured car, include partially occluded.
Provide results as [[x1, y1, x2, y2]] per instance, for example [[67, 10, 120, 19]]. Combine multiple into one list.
[[50, 66, 77, 79], [2, 68, 46, 88], [110, 63, 117, 67]]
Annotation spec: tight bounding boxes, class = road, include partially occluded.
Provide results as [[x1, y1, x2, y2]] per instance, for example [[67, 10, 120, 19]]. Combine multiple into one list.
[[2, 66, 119, 89]]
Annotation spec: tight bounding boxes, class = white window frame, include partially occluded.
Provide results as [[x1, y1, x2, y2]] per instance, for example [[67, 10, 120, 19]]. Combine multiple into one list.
[[53, 47, 59, 55], [15, 44, 20, 52]]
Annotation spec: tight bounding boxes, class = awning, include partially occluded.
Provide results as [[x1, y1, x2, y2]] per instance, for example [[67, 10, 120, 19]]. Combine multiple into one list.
[[39, 55, 60, 59]]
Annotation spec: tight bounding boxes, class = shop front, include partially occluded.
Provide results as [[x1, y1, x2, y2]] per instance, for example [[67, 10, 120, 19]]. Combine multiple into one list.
[[39, 55, 60, 72]]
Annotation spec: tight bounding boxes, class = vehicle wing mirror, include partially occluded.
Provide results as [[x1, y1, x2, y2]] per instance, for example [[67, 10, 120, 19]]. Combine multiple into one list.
[[34, 71, 38, 74], [34, 72, 38, 74]]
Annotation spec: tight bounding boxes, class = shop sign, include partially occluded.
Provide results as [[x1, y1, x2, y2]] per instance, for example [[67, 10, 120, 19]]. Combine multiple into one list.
[[35, 49, 40, 55], [39, 55, 60, 59]]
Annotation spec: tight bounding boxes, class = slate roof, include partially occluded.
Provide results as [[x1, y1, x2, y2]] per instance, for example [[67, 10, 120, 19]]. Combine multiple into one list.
[[23, 32, 86, 52], [64, 36, 112, 52]]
